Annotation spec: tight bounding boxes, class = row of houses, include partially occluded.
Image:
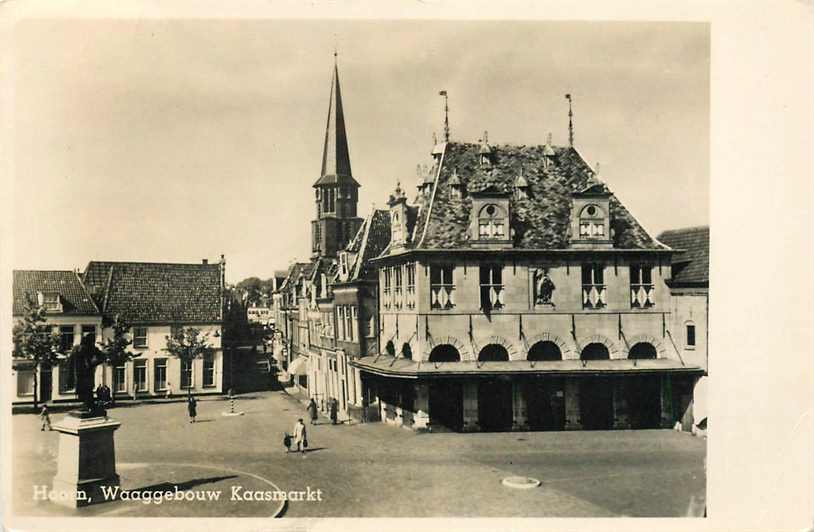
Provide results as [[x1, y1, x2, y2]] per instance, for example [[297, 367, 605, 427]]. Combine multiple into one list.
[[272, 57, 709, 432], [11, 257, 273, 405]]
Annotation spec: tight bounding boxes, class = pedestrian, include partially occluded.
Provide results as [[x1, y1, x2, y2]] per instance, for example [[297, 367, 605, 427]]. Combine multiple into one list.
[[307, 398, 318, 425], [293, 418, 307, 456], [330, 397, 338, 425], [166, 382, 173, 400], [187, 396, 197, 423], [283, 432, 292, 453], [361, 394, 369, 424], [40, 404, 51, 431]]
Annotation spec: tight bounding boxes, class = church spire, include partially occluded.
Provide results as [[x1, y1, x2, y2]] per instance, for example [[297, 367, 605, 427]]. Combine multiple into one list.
[[315, 53, 356, 186]]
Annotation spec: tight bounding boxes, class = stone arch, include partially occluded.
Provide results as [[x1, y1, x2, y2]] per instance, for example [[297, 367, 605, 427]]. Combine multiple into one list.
[[428, 336, 471, 361], [625, 334, 666, 358], [577, 334, 620, 359], [528, 341, 562, 361], [478, 344, 510, 362], [581, 342, 610, 360], [428, 344, 461, 363], [476, 335, 519, 360], [628, 342, 657, 359], [526, 332, 573, 359]]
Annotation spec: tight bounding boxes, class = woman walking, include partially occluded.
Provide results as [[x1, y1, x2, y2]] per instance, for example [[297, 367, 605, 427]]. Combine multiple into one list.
[[307, 398, 318, 425], [187, 396, 197, 423]]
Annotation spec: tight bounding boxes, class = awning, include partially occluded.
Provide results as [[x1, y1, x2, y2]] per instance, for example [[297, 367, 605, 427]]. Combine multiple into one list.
[[287, 356, 308, 376], [350, 355, 704, 379]]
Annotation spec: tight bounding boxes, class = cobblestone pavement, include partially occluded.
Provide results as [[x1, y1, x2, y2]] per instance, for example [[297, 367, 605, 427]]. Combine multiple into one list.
[[11, 390, 706, 518]]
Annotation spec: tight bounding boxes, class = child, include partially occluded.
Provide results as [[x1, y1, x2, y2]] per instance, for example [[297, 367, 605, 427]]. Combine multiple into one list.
[[40, 405, 51, 431], [283, 432, 292, 453]]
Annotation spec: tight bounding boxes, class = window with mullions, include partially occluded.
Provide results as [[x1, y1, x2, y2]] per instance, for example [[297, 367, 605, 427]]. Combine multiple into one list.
[[346, 306, 354, 342], [59, 325, 75, 353], [394, 266, 403, 309], [382, 268, 392, 310], [203, 353, 215, 387], [479, 266, 504, 311], [181, 359, 193, 389], [133, 326, 148, 349], [581, 263, 606, 309], [405, 263, 416, 309], [478, 204, 506, 239], [430, 266, 455, 310], [630, 264, 655, 308]]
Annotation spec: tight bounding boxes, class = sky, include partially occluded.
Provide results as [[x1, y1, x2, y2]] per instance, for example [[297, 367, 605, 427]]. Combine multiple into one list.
[[11, 20, 709, 283]]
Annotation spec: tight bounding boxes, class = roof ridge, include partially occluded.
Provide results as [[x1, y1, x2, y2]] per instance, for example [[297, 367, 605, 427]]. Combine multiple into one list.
[[102, 264, 115, 315], [87, 260, 220, 267], [352, 210, 376, 279], [417, 142, 447, 248]]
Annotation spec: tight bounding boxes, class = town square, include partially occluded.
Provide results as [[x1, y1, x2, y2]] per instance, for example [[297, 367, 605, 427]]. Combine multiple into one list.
[[5, 15, 719, 523]]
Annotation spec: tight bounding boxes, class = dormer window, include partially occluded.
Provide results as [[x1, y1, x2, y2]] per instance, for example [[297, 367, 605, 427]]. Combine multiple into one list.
[[478, 204, 506, 239], [449, 168, 464, 199], [37, 291, 63, 313], [514, 172, 529, 200], [579, 204, 606, 238], [479, 131, 492, 166]]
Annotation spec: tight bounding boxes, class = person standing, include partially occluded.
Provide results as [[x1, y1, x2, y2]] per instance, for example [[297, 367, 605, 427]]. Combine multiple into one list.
[[293, 418, 307, 456], [329, 397, 338, 425], [40, 404, 51, 431], [166, 382, 173, 400], [187, 396, 197, 423], [361, 394, 369, 424], [307, 398, 318, 425]]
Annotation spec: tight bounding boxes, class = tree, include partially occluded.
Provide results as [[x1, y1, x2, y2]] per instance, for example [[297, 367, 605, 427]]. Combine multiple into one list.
[[165, 327, 215, 398], [68, 315, 138, 413], [12, 294, 61, 411]]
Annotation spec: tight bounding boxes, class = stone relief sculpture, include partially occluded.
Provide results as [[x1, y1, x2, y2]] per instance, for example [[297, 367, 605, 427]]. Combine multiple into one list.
[[535, 268, 556, 306]]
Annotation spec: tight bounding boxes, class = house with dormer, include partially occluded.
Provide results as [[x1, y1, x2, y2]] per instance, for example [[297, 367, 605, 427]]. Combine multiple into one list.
[[352, 135, 704, 432]]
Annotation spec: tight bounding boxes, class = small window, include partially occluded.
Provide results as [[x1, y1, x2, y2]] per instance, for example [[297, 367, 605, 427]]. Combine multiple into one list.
[[59, 325, 75, 352], [430, 265, 455, 310], [479, 265, 504, 311], [154, 358, 168, 391], [113, 364, 126, 393], [579, 204, 606, 238], [203, 353, 215, 387], [181, 359, 193, 389], [478, 204, 506, 239], [134, 359, 148, 392], [133, 327, 148, 349], [686, 323, 696, 348]]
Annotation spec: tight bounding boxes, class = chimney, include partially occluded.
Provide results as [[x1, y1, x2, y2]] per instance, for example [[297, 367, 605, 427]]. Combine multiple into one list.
[[202, 259, 209, 265]]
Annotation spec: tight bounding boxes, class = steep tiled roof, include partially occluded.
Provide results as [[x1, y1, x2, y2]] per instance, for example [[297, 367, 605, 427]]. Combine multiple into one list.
[[657, 226, 709, 285], [348, 209, 391, 280], [83, 261, 222, 324], [402, 142, 660, 252], [13, 270, 99, 316]]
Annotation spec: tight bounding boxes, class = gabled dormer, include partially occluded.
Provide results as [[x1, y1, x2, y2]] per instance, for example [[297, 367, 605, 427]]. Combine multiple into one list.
[[514, 168, 529, 200], [569, 182, 613, 249], [448, 168, 464, 199], [469, 184, 512, 249], [478, 131, 492, 166], [37, 291, 63, 313]]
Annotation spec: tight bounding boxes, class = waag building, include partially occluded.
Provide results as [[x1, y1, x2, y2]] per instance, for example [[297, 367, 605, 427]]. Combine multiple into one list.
[[351, 131, 705, 432]]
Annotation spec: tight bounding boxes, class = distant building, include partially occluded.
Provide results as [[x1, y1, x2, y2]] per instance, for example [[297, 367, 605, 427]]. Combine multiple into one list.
[[657, 226, 709, 430], [13, 258, 227, 404]]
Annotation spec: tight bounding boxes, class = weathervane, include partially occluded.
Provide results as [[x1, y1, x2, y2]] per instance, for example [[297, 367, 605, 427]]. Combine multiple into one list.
[[565, 93, 574, 147]]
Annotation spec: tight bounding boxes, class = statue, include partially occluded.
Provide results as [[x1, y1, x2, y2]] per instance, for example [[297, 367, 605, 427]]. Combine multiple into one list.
[[535, 269, 556, 306], [69, 333, 106, 416]]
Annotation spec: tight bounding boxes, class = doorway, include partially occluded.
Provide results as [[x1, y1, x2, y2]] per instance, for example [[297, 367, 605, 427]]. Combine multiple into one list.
[[579, 378, 614, 430], [429, 381, 463, 432], [525, 378, 565, 431], [478, 378, 513, 432], [625, 376, 662, 429], [40, 365, 52, 402]]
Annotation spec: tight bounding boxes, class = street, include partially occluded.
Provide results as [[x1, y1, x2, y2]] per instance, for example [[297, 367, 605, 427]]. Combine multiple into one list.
[[11, 390, 706, 518]]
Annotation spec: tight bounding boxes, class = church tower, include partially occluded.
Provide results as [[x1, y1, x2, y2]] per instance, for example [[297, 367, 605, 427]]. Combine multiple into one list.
[[311, 54, 363, 259]]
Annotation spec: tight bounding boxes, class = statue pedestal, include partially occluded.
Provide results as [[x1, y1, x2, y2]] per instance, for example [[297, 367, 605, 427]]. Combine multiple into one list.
[[51, 412, 121, 508]]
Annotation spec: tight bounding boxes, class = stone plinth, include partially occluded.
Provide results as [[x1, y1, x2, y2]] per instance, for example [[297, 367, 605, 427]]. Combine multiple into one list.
[[51, 412, 121, 508]]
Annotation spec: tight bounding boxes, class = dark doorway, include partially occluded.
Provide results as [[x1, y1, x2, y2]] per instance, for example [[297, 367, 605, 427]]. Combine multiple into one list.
[[524, 378, 565, 431], [629, 342, 657, 359], [478, 378, 513, 431], [479, 344, 509, 362], [429, 344, 461, 363], [581, 343, 610, 360], [40, 365, 52, 402], [579, 378, 614, 430], [528, 341, 562, 361], [625, 376, 662, 428], [429, 381, 463, 432]]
